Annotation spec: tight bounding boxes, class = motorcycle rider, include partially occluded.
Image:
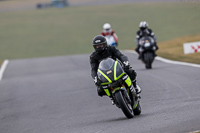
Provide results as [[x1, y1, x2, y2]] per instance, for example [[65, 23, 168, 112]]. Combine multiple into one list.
[[101, 23, 118, 46], [90, 35, 141, 97], [135, 21, 159, 59]]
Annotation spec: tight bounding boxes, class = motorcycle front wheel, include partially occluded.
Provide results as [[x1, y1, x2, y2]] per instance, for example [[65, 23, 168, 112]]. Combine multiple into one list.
[[144, 52, 154, 69], [115, 91, 134, 118]]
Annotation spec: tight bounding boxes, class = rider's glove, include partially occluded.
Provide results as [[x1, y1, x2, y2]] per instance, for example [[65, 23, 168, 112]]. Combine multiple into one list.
[[132, 70, 137, 77], [123, 61, 130, 71], [153, 46, 156, 51], [94, 76, 101, 86]]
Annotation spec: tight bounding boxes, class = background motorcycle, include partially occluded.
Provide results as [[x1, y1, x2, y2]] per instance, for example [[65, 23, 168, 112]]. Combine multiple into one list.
[[139, 36, 157, 69], [97, 58, 141, 118], [105, 35, 117, 47]]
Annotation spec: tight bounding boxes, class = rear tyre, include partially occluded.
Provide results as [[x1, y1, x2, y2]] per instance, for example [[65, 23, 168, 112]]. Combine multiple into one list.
[[133, 102, 141, 115], [115, 91, 134, 118]]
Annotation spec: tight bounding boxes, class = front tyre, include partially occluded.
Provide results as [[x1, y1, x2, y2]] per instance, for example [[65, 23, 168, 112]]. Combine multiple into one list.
[[115, 91, 134, 118], [144, 52, 154, 69]]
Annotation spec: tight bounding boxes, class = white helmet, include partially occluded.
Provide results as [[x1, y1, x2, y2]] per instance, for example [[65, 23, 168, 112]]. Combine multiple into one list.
[[139, 21, 148, 30], [103, 23, 111, 30]]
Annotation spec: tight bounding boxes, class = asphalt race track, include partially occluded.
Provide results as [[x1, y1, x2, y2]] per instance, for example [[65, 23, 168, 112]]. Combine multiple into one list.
[[0, 51, 200, 133]]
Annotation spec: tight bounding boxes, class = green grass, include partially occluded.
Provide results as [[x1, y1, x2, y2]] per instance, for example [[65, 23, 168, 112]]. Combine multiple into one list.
[[157, 34, 200, 64], [0, 2, 200, 61]]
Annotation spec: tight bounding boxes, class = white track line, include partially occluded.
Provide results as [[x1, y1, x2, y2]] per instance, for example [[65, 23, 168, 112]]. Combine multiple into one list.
[[0, 59, 9, 81], [188, 130, 200, 133], [155, 56, 200, 68], [125, 50, 200, 68]]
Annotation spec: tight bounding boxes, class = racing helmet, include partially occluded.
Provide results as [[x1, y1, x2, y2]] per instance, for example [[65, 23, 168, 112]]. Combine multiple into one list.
[[139, 21, 148, 30], [92, 35, 107, 53], [103, 23, 111, 33]]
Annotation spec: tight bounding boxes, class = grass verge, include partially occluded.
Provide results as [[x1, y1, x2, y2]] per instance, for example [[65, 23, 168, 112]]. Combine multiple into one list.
[[0, 60, 3, 68], [1, 2, 200, 60], [157, 34, 200, 64], [0, 1, 200, 66]]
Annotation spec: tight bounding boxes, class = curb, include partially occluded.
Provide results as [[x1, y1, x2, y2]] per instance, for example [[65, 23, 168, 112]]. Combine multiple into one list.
[[124, 50, 200, 68], [188, 130, 200, 133], [0, 59, 9, 81]]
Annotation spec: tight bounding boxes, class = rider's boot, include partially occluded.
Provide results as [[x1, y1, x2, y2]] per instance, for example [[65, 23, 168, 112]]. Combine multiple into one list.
[[153, 50, 157, 57], [111, 98, 115, 105], [138, 54, 142, 60], [132, 80, 142, 95], [97, 86, 106, 97]]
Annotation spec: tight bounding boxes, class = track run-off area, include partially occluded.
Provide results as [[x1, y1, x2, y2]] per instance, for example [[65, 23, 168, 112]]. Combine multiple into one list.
[[0, 51, 200, 133]]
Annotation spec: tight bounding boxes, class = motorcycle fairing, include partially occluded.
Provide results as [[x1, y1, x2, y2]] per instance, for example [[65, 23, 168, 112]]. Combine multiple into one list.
[[103, 86, 122, 97], [139, 36, 155, 50], [97, 58, 125, 85], [134, 101, 139, 109], [104, 89, 111, 96], [102, 76, 133, 97], [124, 75, 132, 87], [105, 35, 117, 47], [139, 36, 154, 45]]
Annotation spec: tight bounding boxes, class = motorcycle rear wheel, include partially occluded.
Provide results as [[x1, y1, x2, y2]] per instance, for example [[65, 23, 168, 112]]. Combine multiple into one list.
[[134, 102, 141, 115]]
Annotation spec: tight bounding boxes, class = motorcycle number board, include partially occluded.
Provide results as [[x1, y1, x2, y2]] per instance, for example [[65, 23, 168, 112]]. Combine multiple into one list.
[[183, 41, 200, 54]]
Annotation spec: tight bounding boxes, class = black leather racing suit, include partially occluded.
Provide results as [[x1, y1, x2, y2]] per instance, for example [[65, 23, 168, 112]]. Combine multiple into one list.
[[90, 46, 137, 89]]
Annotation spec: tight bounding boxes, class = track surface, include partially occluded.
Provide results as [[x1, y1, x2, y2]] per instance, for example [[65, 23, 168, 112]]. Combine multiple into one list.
[[0, 52, 200, 133]]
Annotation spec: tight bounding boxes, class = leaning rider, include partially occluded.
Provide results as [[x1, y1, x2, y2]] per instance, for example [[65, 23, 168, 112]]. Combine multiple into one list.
[[90, 35, 141, 97]]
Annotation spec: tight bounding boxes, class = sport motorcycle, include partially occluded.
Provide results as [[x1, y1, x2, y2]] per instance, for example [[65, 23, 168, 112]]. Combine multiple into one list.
[[105, 35, 117, 47], [97, 58, 141, 118], [138, 36, 157, 69]]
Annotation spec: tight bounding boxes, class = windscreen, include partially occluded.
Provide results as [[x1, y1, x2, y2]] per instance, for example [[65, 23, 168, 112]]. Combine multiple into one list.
[[98, 58, 115, 71], [98, 58, 124, 83], [139, 36, 154, 45]]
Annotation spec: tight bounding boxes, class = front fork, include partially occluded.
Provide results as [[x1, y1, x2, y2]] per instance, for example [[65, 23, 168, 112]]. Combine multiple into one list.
[[123, 75, 137, 108], [103, 75, 138, 109]]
